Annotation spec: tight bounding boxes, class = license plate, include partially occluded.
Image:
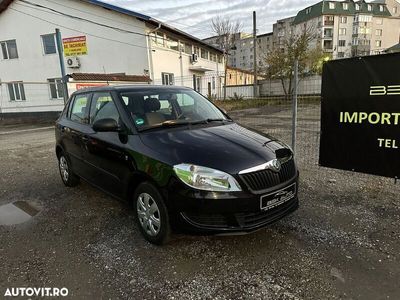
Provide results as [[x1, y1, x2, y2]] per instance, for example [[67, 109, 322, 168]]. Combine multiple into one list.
[[260, 183, 296, 211]]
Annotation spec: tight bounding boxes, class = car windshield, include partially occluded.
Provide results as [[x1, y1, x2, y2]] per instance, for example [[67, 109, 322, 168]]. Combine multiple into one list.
[[119, 88, 229, 131]]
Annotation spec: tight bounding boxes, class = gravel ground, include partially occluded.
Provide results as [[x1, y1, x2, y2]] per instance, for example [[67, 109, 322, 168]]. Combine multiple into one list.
[[0, 113, 399, 299]]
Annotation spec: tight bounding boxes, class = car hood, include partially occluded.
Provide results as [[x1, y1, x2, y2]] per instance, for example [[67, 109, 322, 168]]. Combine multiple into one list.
[[139, 123, 290, 174]]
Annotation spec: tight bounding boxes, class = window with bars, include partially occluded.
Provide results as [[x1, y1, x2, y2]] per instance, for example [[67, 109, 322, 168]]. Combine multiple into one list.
[[1, 40, 18, 59], [8, 82, 26, 101], [41, 34, 57, 55], [48, 78, 64, 99], [161, 72, 174, 85]]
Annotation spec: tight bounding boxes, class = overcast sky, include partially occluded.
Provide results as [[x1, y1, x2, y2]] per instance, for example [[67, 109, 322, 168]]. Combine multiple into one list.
[[104, 0, 318, 38]]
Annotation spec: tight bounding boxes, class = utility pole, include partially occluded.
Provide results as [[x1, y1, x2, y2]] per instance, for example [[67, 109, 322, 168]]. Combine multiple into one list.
[[253, 11, 258, 98], [55, 28, 68, 104], [291, 60, 299, 154]]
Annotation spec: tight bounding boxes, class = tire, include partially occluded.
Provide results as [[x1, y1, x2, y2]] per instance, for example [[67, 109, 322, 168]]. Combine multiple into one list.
[[58, 152, 80, 187], [133, 182, 171, 245]]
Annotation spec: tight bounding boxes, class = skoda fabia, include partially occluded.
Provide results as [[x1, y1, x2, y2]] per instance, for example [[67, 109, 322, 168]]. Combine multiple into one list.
[[55, 86, 299, 244]]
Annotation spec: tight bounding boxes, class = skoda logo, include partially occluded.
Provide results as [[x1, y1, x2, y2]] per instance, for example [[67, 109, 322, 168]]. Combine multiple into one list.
[[269, 159, 281, 172]]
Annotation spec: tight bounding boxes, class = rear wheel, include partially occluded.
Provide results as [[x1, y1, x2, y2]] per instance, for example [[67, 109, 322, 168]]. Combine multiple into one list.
[[133, 182, 171, 245], [58, 153, 80, 187]]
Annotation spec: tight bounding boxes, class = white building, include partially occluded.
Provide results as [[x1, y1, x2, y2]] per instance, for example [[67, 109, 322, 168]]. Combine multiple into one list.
[[0, 0, 224, 115]]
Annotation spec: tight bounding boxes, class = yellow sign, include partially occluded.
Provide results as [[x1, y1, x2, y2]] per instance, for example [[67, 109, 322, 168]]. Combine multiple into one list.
[[63, 36, 87, 56]]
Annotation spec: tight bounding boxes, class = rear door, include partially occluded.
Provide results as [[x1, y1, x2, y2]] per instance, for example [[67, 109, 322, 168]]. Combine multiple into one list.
[[60, 93, 92, 177]]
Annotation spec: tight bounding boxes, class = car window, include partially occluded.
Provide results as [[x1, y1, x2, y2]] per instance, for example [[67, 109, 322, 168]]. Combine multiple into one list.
[[119, 88, 227, 130], [70, 94, 89, 124], [90, 92, 120, 124]]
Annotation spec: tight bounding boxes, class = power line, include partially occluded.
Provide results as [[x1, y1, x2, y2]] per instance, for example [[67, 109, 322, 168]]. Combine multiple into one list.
[[9, 7, 171, 52], [42, 0, 214, 37], [42, 0, 146, 30], [19, 0, 149, 38]]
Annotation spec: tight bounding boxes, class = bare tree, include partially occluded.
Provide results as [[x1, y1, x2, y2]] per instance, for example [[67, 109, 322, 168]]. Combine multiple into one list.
[[263, 24, 327, 97], [211, 16, 242, 52], [211, 16, 242, 99]]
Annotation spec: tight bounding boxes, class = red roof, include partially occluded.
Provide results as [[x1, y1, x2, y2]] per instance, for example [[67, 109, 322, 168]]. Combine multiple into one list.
[[68, 73, 151, 82]]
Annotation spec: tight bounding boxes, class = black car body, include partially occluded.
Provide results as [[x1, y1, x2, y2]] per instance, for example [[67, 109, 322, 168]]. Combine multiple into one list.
[[55, 86, 299, 244]]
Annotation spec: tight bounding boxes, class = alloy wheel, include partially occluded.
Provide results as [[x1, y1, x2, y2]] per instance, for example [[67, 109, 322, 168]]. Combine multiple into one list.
[[136, 193, 161, 236], [59, 156, 69, 182]]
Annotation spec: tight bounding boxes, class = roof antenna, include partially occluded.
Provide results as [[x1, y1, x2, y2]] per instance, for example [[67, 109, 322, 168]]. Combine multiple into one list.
[[103, 66, 109, 85]]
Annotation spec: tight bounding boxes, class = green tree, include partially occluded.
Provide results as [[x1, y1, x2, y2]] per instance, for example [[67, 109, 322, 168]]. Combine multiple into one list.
[[263, 25, 328, 96]]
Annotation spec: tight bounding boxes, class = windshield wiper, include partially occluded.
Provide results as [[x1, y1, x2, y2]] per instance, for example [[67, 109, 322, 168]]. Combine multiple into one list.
[[139, 119, 232, 132], [139, 120, 192, 132]]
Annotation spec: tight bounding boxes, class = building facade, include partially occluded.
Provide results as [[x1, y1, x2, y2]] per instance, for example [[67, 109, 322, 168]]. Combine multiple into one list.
[[293, 0, 400, 59], [0, 0, 224, 114]]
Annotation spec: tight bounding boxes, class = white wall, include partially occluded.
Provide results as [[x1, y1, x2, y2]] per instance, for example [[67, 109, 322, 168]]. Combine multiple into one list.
[[0, 0, 149, 113]]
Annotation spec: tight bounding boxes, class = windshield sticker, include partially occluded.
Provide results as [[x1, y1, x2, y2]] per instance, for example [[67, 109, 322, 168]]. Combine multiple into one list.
[[135, 118, 145, 126]]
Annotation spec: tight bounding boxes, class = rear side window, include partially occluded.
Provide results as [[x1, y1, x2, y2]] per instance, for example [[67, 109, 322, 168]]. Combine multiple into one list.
[[90, 92, 120, 124], [69, 94, 89, 123]]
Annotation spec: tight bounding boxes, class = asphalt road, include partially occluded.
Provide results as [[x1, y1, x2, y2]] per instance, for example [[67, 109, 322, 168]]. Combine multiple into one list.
[[0, 124, 399, 299]]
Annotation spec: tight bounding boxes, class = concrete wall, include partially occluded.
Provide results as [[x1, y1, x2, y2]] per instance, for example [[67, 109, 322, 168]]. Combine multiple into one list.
[[259, 75, 322, 96]]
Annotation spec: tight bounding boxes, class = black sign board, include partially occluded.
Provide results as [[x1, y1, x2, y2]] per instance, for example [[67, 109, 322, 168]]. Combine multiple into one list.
[[319, 53, 400, 178]]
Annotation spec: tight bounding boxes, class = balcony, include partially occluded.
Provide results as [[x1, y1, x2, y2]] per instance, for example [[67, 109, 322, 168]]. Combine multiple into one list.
[[324, 20, 334, 26]]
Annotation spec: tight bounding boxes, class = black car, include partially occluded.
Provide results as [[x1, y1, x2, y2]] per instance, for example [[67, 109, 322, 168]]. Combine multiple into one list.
[[55, 86, 299, 245]]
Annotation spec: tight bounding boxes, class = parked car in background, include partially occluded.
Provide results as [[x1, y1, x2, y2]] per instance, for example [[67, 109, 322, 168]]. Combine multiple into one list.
[[55, 86, 299, 244]]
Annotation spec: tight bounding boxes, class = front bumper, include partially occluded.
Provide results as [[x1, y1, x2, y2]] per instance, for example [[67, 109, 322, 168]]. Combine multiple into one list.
[[167, 172, 299, 233]]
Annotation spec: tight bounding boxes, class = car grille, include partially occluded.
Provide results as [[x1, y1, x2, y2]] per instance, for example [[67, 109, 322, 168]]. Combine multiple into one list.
[[239, 159, 296, 192], [182, 197, 298, 230]]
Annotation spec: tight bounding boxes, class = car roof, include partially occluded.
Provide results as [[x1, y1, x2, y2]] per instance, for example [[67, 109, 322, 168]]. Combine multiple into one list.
[[72, 85, 193, 95]]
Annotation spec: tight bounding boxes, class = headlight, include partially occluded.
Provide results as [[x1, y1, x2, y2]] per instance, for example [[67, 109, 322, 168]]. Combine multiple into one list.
[[173, 164, 242, 192]]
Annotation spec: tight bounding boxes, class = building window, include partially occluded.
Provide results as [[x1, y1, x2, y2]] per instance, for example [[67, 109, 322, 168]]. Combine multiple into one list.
[[161, 72, 174, 85], [41, 34, 57, 55], [184, 43, 192, 54], [339, 40, 346, 47], [166, 37, 179, 51], [379, 5, 384, 12], [48, 78, 64, 99], [339, 28, 347, 35], [8, 82, 26, 101], [343, 3, 348, 10], [306, 7, 312, 14], [329, 2, 335, 9], [337, 52, 345, 58], [340, 16, 347, 24], [194, 46, 200, 55], [376, 29, 383, 36], [375, 40, 382, 47], [376, 18, 383, 25], [1, 40, 18, 59], [355, 4, 360, 10], [200, 48, 208, 59], [151, 32, 164, 47], [394, 7, 398, 14], [367, 4, 372, 11]]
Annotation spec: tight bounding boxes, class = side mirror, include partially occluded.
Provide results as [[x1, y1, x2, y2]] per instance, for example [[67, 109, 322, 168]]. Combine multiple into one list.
[[93, 118, 120, 132]]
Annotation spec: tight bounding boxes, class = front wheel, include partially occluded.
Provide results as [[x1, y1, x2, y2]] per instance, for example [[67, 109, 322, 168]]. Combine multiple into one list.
[[133, 182, 171, 245]]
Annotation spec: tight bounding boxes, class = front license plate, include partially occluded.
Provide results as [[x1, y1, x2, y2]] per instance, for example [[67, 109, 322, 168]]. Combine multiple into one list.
[[260, 183, 296, 211]]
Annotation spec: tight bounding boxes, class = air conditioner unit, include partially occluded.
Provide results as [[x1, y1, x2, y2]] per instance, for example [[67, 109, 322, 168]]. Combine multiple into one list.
[[191, 53, 198, 63], [66, 56, 81, 68]]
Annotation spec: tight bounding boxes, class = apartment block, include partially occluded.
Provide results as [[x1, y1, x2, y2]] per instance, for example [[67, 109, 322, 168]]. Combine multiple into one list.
[[293, 0, 400, 59]]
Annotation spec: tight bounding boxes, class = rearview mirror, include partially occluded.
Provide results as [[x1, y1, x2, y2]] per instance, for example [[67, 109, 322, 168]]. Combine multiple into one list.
[[93, 118, 120, 132]]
